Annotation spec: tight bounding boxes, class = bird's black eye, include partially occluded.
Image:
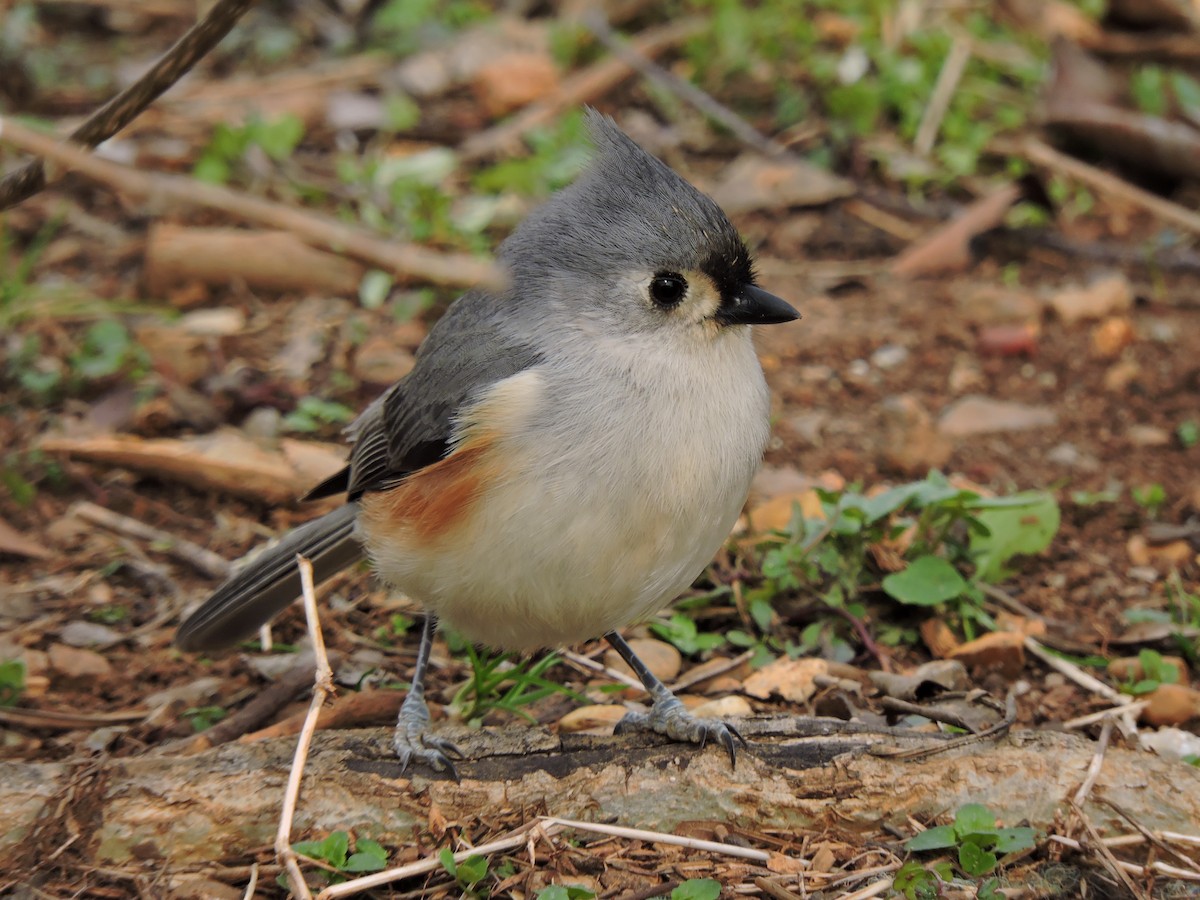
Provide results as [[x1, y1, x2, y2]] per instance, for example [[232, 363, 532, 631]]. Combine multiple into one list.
[[649, 272, 688, 309]]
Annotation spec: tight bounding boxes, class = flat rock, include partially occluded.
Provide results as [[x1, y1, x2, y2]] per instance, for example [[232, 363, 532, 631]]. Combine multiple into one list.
[[938, 395, 1057, 436]]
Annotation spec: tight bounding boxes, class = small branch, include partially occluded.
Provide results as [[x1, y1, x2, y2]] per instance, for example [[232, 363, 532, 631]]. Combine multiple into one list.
[[275, 556, 335, 900], [1013, 136, 1200, 237], [459, 18, 703, 162], [1066, 798, 1150, 899], [1102, 798, 1200, 878], [317, 821, 563, 899], [1024, 637, 1125, 703], [72, 501, 231, 579], [0, 0, 256, 210], [914, 36, 972, 157], [580, 12, 791, 158], [1049, 835, 1200, 881], [0, 116, 506, 291], [1071, 716, 1113, 807], [157, 652, 322, 755]]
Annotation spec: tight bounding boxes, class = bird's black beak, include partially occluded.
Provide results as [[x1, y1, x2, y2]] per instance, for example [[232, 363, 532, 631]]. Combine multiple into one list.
[[715, 284, 800, 326]]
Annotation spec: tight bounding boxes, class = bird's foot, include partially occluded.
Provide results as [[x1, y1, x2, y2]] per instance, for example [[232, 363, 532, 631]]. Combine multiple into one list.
[[614, 693, 747, 767], [393, 693, 464, 779]]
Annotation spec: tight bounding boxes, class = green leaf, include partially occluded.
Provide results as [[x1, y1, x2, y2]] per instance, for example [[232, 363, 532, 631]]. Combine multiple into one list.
[[671, 879, 721, 900], [294, 831, 349, 868], [883, 556, 967, 606], [993, 827, 1037, 854], [957, 839, 997, 876], [537, 886, 596, 900], [455, 854, 489, 886], [438, 847, 457, 877], [969, 492, 1059, 582], [344, 838, 388, 872], [905, 824, 958, 851], [0, 659, 25, 707], [953, 803, 996, 836]]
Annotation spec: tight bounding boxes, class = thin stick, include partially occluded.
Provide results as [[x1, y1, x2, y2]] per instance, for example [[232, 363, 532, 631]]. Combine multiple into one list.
[[835, 877, 895, 900], [1063, 701, 1148, 730], [580, 11, 791, 158], [1024, 637, 1125, 703], [316, 821, 561, 899], [0, 116, 506, 291], [914, 36, 972, 157], [1102, 799, 1200, 877], [668, 649, 754, 693], [459, 18, 703, 162], [0, 0, 255, 210], [241, 862, 258, 900], [1066, 799, 1149, 899], [274, 556, 335, 900], [542, 816, 805, 866], [1049, 835, 1200, 880], [1071, 716, 1113, 807], [1014, 136, 1200, 237], [72, 501, 231, 579], [558, 648, 643, 690]]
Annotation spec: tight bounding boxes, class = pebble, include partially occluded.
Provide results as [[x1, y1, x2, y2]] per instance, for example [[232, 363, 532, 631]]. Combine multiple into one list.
[[59, 620, 123, 648], [870, 344, 909, 369], [48, 643, 112, 678], [603, 638, 681, 684], [1127, 424, 1170, 447]]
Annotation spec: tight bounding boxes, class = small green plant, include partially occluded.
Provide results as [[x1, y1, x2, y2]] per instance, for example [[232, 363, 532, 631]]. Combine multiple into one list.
[[651, 611, 726, 655], [287, 831, 388, 888], [1113, 648, 1180, 696], [893, 859, 950, 900], [1177, 419, 1199, 449], [905, 803, 1037, 878], [1132, 483, 1167, 518], [536, 885, 596, 900], [473, 110, 592, 198], [374, 613, 415, 645], [1130, 65, 1168, 116], [194, 113, 305, 184], [182, 705, 227, 732], [755, 472, 1059, 646], [87, 605, 129, 625], [439, 848, 489, 895], [283, 396, 356, 433], [671, 880, 721, 900], [0, 659, 25, 707], [444, 634, 583, 725]]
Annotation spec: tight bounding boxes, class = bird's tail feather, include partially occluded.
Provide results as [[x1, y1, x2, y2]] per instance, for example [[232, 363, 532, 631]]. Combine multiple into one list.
[[176, 503, 362, 652]]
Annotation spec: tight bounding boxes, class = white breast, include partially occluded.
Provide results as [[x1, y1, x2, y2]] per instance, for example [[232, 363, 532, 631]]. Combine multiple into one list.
[[366, 329, 770, 652]]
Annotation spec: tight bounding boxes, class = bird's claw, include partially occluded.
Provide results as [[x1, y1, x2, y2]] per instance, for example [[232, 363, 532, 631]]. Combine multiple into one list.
[[394, 698, 464, 780], [614, 696, 747, 768]]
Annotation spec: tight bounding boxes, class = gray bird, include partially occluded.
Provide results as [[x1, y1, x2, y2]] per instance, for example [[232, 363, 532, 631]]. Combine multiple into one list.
[[176, 110, 799, 774]]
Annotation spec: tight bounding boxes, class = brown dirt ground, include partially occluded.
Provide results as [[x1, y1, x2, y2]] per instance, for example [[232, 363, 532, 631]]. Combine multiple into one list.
[[2, 11, 1200, 900]]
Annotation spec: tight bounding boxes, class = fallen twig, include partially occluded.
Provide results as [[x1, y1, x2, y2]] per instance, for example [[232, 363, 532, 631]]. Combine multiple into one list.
[[0, 0, 255, 210], [914, 36, 972, 157], [1049, 835, 1200, 881], [1066, 798, 1149, 899], [580, 12, 791, 158], [1102, 798, 1200, 878], [1071, 716, 1113, 807], [72, 500, 231, 580], [459, 18, 703, 162], [0, 116, 506, 291], [275, 556, 335, 900], [1013, 136, 1200, 237]]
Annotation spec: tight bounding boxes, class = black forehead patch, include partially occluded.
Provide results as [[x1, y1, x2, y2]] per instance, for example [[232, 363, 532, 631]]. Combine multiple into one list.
[[701, 234, 756, 302]]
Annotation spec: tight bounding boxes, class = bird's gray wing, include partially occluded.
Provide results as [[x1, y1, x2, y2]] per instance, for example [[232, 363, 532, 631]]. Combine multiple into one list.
[[306, 290, 542, 501]]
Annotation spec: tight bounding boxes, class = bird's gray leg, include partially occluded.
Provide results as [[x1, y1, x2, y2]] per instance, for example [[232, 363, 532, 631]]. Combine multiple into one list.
[[605, 630, 746, 767], [394, 615, 463, 778]]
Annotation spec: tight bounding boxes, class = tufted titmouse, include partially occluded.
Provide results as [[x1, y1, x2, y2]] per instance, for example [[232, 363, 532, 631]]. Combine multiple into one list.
[[177, 110, 799, 774]]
